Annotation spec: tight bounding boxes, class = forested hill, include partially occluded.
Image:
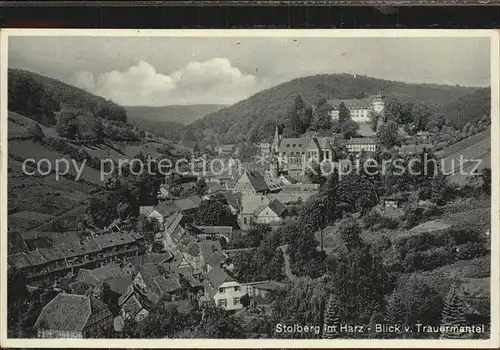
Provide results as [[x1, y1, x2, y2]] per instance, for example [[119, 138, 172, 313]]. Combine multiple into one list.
[[184, 73, 480, 144], [8, 68, 127, 126], [125, 104, 226, 125], [441, 87, 491, 129]]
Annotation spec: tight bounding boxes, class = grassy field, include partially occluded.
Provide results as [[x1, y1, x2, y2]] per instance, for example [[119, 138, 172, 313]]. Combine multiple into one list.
[[8, 111, 60, 138], [80, 143, 125, 161], [442, 207, 490, 233], [437, 130, 491, 185], [122, 141, 166, 159], [9, 139, 105, 186], [437, 130, 490, 159], [8, 157, 97, 232], [8, 120, 28, 138]]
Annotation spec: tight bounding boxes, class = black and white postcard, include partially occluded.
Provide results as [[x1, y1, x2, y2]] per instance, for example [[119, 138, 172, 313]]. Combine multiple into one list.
[[1, 29, 498, 348]]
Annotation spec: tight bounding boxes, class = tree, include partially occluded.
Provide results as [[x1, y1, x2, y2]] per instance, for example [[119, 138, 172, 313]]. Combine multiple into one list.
[[90, 118, 104, 140], [286, 95, 308, 136], [193, 307, 244, 338], [411, 102, 432, 131], [338, 102, 351, 125], [285, 197, 327, 278], [340, 119, 359, 139], [440, 283, 469, 339], [240, 294, 251, 307], [310, 98, 332, 131], [56, 109, 80, 140], [385, 291, 406, 330], [377, 120, 400, 148], [194, 179, 208, 196], [26, 122, 44, 142], [389, 276, 444, 336], [305, 161, 326, 185], [95, 99, 128, 122], [326, 244, 390, 324], [195, 198, 234, 226], [336, 174, 378, 213], [340, 220, 363, 251], [481, 168, 491, 195], [368, 110, 380, 132], [322, 294, 341, 339]]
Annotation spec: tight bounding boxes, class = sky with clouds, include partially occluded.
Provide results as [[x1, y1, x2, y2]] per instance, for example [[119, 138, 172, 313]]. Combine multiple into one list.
[[9, 36, 490, 107]]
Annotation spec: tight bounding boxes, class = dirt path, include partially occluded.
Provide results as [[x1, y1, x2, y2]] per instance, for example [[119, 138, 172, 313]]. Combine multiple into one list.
[[279, 244, 297, 282]]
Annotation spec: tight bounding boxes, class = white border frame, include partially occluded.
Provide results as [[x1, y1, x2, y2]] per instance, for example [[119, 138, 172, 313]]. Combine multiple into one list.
[[0, 29, 498, 348]]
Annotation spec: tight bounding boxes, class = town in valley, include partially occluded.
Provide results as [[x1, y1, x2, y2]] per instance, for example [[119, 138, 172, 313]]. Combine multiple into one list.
[[5, 35, 493, 340]]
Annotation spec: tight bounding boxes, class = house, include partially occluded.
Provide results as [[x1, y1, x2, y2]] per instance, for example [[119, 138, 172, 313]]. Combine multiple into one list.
[[75, 262, 133, 296], [233, 170, 282, 196], [199, 239, 229, 273], [238, 195, 288, 229], [259, 142, 271, 158], [277, 137, 310, 165], [381, 196, 405, 209], [140, 196, 202, 229], [197, 170, 235, 186], [416, 131, 431, 141], [122, 252, 174, 277], [194, 225, 233, 243], [243, 280, 286, 301], [398, 143, 434, 155], [133, 263, 183, 301], [139, 206, 164, 227], [117, 285, 153, 324], [278, 174, 297, 185], [327, 95, 385, 123], [133, 263, 161, 290], [269, 125, 340, 176], [305, 137, 336, 163], [34, 293, 113, 338], [157, 184, 170, 200], [341, 137, 378, 153], [203, 267, 246, 311], [223, 192, 241, 215], [7, 232, 143, 284], [254, 199, 288, 225], [239, 195, 270, 229], [217, 144, 234, 156]]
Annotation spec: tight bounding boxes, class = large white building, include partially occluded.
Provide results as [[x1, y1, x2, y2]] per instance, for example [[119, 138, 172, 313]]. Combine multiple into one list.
[[327, 95, 385, 123]]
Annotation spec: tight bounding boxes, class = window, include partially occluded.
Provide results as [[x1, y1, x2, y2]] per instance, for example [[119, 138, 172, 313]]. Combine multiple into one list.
[[234, 286, 240, 292], [219, 287, 224, 293], [243, 217, 248, 225], [286, 144, 290, 147], [293, 144, 296, 147], [233, 297, 240, 305], [217, 299, 227, 307]]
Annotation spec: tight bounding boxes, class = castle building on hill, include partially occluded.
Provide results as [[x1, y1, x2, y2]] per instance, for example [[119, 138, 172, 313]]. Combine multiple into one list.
[[327, 94, 385, 124]]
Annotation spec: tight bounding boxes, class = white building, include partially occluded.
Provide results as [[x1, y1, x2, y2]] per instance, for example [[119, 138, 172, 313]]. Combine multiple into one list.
[[327, 95, 385, 123], [203, 267, 247, 311]]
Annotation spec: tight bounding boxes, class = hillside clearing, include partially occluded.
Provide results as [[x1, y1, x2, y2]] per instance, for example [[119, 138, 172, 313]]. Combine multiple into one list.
[[9, 139, 105, 186]]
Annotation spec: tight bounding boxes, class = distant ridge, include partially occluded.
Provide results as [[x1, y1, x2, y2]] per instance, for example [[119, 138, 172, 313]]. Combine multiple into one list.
[[184, 73, 482, 144], [125, 104, 226, 125]]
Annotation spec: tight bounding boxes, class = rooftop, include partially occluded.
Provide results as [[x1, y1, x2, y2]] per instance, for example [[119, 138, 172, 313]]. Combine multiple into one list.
[[327, 95, 381, 110], [34, 293, 110, 332]]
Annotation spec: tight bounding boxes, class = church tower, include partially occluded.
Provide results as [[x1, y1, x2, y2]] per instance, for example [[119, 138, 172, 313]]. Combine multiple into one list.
[[272, 124, 282, 154]]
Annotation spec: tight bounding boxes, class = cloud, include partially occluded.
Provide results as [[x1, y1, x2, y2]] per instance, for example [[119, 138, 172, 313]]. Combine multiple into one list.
[[70, 58, 257, 106]]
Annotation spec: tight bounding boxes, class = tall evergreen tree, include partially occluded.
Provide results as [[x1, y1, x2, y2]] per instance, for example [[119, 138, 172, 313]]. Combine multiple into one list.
[[385, 291, 406, 325], [440, 283, 468, 339], [338, 102, 351, 125], [322, 294, 341, 339]]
